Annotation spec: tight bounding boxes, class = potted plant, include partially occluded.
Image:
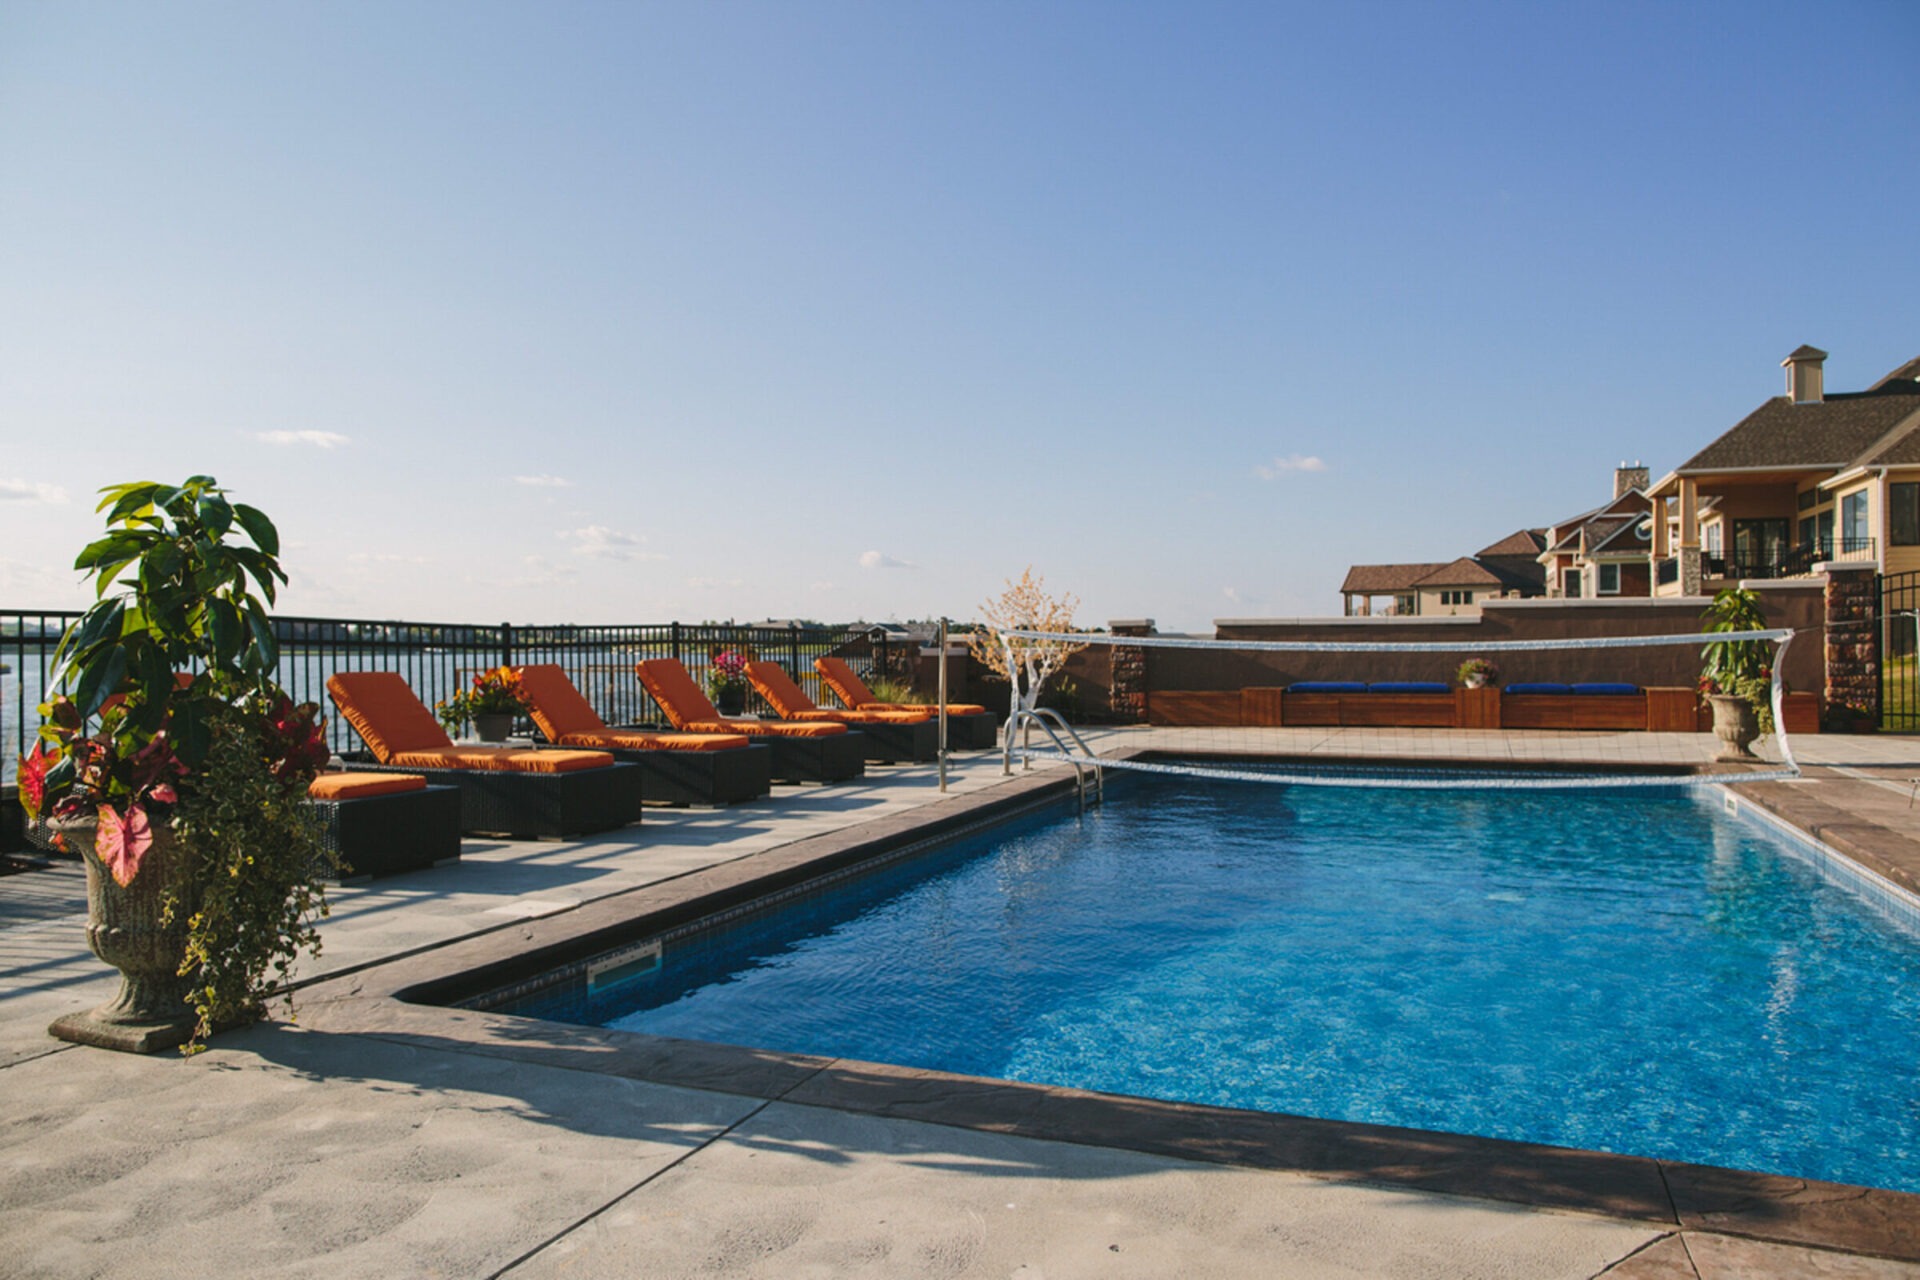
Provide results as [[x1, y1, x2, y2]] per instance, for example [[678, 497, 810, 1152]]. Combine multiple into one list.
[[707, 649, 750, 716], [17, 477, 332, 1053], [435, 665, 530, 742], [1699, 587, 1775, 761], [1455, 657, 1499, 689]]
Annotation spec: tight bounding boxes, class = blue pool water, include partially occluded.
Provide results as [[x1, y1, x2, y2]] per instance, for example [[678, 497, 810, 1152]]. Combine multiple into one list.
[[512, 776, 1920, 1192]]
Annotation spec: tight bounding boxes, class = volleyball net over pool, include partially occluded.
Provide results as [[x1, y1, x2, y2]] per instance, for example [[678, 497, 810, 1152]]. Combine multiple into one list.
[[998, 626, 1801, 790]]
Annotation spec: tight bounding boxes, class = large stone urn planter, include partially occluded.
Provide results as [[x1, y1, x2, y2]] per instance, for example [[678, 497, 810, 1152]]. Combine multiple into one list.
[[1708, 693, 1761, 762], [47, 814, 201, 1054]]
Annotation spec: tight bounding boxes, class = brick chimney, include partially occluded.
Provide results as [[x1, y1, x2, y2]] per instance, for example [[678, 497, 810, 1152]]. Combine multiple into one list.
[[1614, 461, 1649, 498], [1784, 344, 1827, 404]]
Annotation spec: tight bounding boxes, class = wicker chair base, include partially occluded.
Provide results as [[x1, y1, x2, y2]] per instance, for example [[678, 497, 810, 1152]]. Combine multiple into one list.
[[309, 784, 463, 880], [0, 787, 23, 854], [941, 711, 1000, 750], [346, 759, 643, 838], [596, 743, 774, 807], [762, 731, 866, 784], [845, 717, 939, 764]]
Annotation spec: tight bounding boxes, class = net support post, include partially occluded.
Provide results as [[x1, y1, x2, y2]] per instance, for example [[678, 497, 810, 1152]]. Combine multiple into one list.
[[937, 618, 949, 793]]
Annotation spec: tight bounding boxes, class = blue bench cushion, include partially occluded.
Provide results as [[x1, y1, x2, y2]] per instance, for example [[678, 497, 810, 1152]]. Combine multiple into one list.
[[1367, 682, 1451, 694], [1288, 682, 1367, 694], [1503, 683, 1573, 695], [1572, 682, 1641, 696]]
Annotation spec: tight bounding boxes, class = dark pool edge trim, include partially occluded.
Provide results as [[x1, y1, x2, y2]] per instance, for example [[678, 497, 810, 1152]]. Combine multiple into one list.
[[296, 751, 1920, 1266]]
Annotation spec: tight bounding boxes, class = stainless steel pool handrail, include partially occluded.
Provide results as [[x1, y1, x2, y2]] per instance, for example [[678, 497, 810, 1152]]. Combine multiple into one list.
[[1003, 707, 1103, 810]]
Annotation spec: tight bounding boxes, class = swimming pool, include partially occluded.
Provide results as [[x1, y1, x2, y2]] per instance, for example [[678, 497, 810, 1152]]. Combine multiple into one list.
[[496, 773, 1920, 1193]]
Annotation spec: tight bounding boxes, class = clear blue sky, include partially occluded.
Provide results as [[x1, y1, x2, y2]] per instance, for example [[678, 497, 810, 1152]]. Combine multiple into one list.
[[3, 2, 1916, 631]]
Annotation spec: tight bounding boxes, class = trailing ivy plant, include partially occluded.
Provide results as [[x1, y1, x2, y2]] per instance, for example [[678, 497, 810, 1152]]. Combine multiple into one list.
[[168, 698, 330, 1043], [18, 476, 333, 1050], [1699, 586, 1776, 735]]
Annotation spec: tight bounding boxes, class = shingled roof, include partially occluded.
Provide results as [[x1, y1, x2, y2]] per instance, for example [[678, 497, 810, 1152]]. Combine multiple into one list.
[[1674, 379, 1920, 473], [1414, 557, 1506, 588], [1475, 529, 1546, 558], [1340, 563, 1449, 594]]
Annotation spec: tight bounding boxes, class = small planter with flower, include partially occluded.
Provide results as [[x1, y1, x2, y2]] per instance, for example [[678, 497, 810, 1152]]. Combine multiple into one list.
[[18, 476, 333, 1054], [1455, 658, 1500, 689], [707, 649, 750, 716], [436, 666, 531, 742]]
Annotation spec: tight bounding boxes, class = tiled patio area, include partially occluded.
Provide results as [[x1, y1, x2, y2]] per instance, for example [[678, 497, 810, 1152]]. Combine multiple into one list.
[[4, 730, 1920, 1278]]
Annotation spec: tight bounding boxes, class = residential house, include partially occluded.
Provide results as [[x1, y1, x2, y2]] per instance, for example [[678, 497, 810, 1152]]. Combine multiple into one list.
[[1647, 347, 1920, 595], [1537, 465, 1659, 598], [1340, 532, 1545, 616]]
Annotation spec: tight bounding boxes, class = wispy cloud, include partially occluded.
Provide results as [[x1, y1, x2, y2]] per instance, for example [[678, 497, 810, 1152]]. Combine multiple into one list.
[[1254, 454, 1328, 478], [347, 551, 433, 565], [514, 474, 572, 488], [562, 525, 664, 561], [685, 576, 742, 589], [1221, 585, 1267, 611], [859, 550, 915, 570], [0, 479, 68, 504], [256, 429, 351, 449]]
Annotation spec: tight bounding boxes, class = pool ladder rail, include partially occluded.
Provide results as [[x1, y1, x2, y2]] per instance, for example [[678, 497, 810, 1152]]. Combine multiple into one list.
[[1004, 708, 1105, 811]]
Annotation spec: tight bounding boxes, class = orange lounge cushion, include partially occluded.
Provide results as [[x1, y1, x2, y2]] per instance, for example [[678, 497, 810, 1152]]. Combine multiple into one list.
[[812, 657, 979, 716], [873, 703, 989, 717], [556, 730, 752, 752], [389, 746, 615, 773], [819, 708, 935, 724], [634, 658, 722, 729], [638, 659, 849, 737], [327, 671, 454, 760], [515, 663, 610, 741], [683, 718, 848, 739], [813, 656, 876, 709], [308, 772, 429, 800]]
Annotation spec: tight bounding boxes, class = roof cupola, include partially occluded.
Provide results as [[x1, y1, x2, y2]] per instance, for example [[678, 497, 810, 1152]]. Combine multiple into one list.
[[1784, 344, 1828, 404]]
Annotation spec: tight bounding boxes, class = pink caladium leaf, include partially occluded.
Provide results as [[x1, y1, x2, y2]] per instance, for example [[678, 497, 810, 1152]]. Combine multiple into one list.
[[94, 803, 154, 888]]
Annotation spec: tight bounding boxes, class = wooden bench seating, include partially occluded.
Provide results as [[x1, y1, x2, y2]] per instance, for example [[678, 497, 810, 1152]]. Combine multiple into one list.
[[1148, 686, 1821, 733]]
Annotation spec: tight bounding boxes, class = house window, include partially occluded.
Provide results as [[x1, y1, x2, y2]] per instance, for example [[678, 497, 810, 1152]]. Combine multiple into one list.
[[1705, 524, 1722, 555], [1438, 590, 1474, 606], [1598, 563, 1621, 594], [1733, 519, 1790, 572], [1797, 488, 1818, 512], [1564, 568, 1582, 598], [1891, 483, 1920, 547], [1842, 490, 1869, 552]]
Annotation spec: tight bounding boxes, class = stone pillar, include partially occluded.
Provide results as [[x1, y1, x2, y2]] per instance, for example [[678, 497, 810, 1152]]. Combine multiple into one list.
[[1823, 566, 1879, 723], [1680, 547, 1705, 596], [1108, 619, 1155, 724]]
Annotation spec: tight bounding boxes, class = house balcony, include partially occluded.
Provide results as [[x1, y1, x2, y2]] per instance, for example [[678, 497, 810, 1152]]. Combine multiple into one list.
[[1656, 538, 1877, 590]]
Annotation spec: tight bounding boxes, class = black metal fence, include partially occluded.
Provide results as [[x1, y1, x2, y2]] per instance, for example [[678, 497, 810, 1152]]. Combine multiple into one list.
[[1881, 572, 1920, 731], [1, 611, 901, 781]]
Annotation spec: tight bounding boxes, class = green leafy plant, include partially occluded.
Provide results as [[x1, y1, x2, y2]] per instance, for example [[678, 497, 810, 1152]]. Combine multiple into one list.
[[864, 675, 926, 705], [1700, 586, 1775, 734], [169, 697, 331, 1040], [17, 476, 333, 1050], [1455, 658, 1499, 687]]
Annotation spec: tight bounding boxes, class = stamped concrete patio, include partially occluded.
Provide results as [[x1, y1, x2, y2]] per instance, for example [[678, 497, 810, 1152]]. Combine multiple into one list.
[[4, 729, 1920, 1279]]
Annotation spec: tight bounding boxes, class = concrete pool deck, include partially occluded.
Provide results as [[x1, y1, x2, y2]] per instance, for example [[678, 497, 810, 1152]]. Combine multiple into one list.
[[4, 729, 1920, 1278]]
